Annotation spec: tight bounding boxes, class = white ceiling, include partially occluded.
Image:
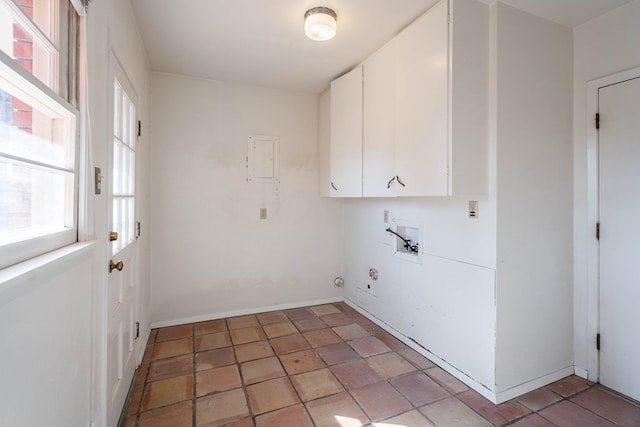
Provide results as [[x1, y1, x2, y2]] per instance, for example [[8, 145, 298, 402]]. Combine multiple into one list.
[[129, 0, 635, 93], [499, 0, 634, 28]]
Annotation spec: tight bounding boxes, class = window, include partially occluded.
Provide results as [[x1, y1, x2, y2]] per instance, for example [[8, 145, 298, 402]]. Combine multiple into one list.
[[112, 77, 136, 255], [0, 0, 80, 269]]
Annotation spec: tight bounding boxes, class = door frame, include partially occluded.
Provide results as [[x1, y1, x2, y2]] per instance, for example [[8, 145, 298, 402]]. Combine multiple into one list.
[[109, 48, 140, 349], [105, 48, 141, 427], [585, 65, 640, 382]]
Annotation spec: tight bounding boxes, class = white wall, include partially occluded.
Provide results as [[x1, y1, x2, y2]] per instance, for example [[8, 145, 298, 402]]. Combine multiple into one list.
[[343, 196, 498, 393], [573, 0, 640, 376], [150, 73, 344, 326], [494, 3, 574, 393], [0, 0, 151, 426], [0, 252, 94, 427]]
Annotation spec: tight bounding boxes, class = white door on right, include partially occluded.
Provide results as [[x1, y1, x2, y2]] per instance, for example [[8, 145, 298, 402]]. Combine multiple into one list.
[[598, 76, 640, 402], [106, 56, 139, 427]]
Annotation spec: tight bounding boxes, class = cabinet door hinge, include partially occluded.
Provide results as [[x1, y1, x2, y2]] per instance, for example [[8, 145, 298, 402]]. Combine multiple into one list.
[[596, 222, 600, 240], [596, 333, 600, 351], [595, 113, 600, 129], [137, 120, 142, 137], [135, 321, 140, 339]]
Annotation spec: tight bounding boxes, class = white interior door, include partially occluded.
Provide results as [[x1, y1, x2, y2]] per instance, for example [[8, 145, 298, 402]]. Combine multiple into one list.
[[598, 76, 640, 402], [106, 55, 139, 426]]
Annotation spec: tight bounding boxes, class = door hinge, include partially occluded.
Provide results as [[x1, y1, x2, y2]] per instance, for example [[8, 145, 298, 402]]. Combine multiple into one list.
[[135, 321, 140, 339], [596, 333, 600, 351], [595, 113, 600, 129], [596, 222, 600, 240], [137, 120, 142, 137]]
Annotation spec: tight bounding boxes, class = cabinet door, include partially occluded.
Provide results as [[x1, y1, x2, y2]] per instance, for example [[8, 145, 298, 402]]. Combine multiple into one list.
[[318, 89, 331, 197], [330, 66, 363, 197], [395, 0, 448, 196], [363, 39, 396, 197]]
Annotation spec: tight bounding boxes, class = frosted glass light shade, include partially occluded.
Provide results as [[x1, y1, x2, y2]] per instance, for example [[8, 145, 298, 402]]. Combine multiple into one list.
[[304, 7, 337, 41]]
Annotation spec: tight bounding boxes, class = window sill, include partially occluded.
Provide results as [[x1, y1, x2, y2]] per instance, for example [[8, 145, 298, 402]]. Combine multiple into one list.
[[0, 241, 97, 308]]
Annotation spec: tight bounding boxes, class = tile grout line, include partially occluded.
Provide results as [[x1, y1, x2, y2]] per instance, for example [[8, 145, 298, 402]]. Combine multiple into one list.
[[130, 328, 156, 427], [129, 327, 200, 423], [501, 383, 618, 427], [126, 305, 640, 427], [235, 318, 259, 425], [308, 307, 373, 426], [455, 380, 598, 427], [131, 307, 461, 426], [269, 313, 318, 427], [315, 306, 467, 425]]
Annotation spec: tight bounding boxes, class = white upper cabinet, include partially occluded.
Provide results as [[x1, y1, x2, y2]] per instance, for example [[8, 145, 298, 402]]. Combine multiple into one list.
[[363, 39, 396, 197], [395, 1, 449, 196], [392, 0, 489, 196], [329, 66, 363, 197], [320, 0, 489, 198], [448, 0, 489, 195]]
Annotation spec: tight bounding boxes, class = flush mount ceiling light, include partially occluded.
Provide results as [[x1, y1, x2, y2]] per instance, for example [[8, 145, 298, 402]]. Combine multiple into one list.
[[304, 7, 337, 41]]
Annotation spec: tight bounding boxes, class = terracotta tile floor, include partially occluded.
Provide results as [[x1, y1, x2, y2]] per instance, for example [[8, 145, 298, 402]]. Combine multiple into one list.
[[121, 302, 640, 426]]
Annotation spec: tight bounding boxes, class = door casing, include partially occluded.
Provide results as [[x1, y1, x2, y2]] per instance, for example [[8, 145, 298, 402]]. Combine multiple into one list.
[[585, 66, 640, 383], [105, 50, 140, 427]]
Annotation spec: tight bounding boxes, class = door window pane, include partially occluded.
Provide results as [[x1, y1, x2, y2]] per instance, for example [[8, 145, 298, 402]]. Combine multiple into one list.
[[112, 77, 135, 255]]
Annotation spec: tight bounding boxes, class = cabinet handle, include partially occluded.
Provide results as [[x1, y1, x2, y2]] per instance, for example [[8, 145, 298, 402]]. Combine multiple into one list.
[[396, 176, 406, 187], [387, 176, 396, 189], [331, 182, 338, 191]]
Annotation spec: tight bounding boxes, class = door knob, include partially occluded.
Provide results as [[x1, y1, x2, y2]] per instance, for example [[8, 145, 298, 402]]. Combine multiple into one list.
[[109, 260, 124, 273]]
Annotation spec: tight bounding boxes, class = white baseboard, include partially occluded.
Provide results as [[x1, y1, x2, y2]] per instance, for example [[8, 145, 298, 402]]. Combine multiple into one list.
[[343, 298, 575, 404], [574, 367, 589, 379], [150, 296, 344, 329], [494, 366, 575, 403]]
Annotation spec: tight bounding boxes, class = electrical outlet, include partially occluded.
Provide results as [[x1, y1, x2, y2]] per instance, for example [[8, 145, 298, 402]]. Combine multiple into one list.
[[260, 207, 267, 219], [469, 201, 478, 218]]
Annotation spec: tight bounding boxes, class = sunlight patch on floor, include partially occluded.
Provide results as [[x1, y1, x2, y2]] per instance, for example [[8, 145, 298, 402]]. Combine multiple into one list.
[[333, 415, 407, 427]]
